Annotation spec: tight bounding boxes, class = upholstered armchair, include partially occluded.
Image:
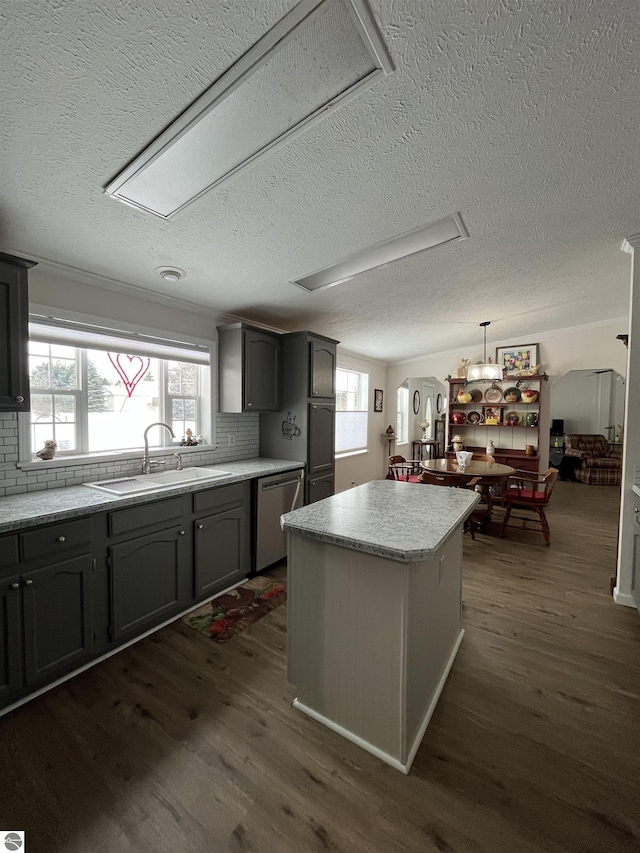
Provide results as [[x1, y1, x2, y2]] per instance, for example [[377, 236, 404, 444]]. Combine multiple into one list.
[[564, 434, 621, 485]]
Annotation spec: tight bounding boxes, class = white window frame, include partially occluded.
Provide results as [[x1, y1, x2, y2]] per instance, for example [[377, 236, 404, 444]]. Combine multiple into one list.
[[335, 365, 369, 456], [18, 306, 216, 466], [396, 385, 409, 445]]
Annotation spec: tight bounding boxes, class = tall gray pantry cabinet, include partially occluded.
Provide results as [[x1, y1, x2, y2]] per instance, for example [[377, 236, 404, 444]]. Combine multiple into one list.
[[259, 332, 338, 504]]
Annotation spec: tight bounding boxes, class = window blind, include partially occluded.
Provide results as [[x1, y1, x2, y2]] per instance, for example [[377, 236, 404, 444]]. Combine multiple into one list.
[[29, 317, 210, 365]]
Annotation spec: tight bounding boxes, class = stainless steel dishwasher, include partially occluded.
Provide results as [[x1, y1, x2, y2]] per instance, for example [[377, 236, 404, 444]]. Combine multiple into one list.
[[255, 469, 304, 572]]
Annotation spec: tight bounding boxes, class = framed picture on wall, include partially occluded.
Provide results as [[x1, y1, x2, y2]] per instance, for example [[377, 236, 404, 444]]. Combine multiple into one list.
[[374, 389, 383, 413], [495, 343, 539, 376]]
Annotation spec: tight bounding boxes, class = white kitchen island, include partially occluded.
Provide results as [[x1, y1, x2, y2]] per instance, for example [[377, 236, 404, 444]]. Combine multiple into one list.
[[281, 479, 479, 774]]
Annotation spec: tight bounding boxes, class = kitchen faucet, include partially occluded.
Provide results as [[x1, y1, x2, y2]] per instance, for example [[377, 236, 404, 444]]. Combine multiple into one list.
[[142, 422, 175, 474]]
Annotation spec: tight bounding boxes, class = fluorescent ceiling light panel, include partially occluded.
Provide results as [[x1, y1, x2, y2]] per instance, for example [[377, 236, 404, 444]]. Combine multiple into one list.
[[104, 0, 392, 219], [292, 213, 470, 292]]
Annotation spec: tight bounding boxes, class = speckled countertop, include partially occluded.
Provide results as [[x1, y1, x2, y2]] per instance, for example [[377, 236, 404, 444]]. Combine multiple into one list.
[[281, 480, 479, 563], [0, 458, 304, 533]]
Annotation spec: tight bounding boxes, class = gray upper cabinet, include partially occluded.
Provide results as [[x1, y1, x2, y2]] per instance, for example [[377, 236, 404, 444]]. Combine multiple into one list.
[[0, 252, 36, 412], [310, 337, 336, 398], [217, 323, 281, 412]]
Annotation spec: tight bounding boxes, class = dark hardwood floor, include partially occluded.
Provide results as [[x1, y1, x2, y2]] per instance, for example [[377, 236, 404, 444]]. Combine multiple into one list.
[[1, 481, 639, 853]]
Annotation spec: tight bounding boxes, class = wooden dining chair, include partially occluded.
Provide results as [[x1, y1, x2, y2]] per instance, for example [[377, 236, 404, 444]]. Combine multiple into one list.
[[387, 455, 418, 481], [418, 472, 490, 538], [499, 467, 559, 545]]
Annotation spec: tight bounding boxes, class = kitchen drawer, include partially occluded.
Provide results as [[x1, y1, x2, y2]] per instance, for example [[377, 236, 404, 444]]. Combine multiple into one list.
[[21, 518, 93, 562], [109, 497, 183, 537], [0, 535, 19, 570], [194, 482, 246, 514]]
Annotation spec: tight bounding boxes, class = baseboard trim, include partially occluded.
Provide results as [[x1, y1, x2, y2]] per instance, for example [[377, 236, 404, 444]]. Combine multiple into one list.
[[292, 628, 465, 774], [613, 588, 636, 608]]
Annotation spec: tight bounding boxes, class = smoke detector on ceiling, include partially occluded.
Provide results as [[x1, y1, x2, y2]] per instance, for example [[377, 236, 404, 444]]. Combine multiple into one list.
[[155, 266, 186, 283]]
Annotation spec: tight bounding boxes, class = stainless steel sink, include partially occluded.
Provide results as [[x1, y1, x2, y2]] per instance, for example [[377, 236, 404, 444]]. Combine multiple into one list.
[[84, 467, 232, 495]]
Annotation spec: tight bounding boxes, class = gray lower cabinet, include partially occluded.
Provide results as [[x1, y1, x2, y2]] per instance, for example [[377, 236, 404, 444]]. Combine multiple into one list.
[[195, 507, 246, 597], [1, 480, 251, 711], [0, 572, 22, 702], [110, 526, 191, 642], [194, 481, 249, 597], [22, 554, 93, 684], [0, 528, 94, 704]]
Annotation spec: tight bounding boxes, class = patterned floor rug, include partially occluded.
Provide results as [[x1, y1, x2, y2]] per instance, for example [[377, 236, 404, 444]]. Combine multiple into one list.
[[181, 576, 287, 642]]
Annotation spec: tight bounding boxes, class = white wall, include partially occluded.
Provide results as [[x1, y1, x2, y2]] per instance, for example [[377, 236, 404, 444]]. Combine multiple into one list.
[[616, 235, 640, 609], [551, 370, 625, 437], [334, 350, 389, 492], [29, 268, 220, 341]]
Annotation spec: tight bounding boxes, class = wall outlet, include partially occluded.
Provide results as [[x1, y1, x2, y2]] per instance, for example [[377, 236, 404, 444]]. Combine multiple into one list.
[[228, 434, 235, 446]]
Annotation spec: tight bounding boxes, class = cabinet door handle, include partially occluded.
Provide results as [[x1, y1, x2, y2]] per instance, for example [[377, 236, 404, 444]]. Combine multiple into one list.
[[178, 530, 185, 536], [197, 523, 204, 529], [10, 582, 19, 590], [24, 579, 33, 586], [14, 395, 25, 403], [57, 535, 66, 543], [247, 402, 253, 407]]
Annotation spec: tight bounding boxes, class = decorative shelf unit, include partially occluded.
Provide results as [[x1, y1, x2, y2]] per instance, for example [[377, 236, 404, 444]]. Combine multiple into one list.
[[445, 376, 544, 473]]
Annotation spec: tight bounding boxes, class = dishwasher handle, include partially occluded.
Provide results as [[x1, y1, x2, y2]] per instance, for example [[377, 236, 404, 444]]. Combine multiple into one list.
[[261, 477, 302, 492]]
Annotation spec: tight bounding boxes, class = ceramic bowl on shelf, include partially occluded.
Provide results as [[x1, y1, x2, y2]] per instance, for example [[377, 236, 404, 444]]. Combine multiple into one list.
[[468, 388, 483, 403], [504, 411, 522, 426], [467, 410, 483, 424], [521, 389, 539, 403], [451, 411, 466, 425]]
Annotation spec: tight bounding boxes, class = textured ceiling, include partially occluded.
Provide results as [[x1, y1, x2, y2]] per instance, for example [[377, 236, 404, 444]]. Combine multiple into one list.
[[2, 0, 639, 362]]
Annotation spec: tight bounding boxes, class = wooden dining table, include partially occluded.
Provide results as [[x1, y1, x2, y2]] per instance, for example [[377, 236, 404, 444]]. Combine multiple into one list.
[[419, 458, 516, 524], [420, 458, 515, 481]]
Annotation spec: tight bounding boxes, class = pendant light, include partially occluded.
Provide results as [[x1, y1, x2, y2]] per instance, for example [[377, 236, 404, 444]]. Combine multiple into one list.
[[467, 321, 503, 382]]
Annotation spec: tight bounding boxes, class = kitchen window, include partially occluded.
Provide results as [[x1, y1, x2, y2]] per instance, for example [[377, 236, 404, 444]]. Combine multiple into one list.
[[335, 367, 368, 454], [21, 316, 213, 459]]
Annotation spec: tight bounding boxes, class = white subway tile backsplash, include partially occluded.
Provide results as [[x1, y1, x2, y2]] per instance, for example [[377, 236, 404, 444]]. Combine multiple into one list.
[[0, 411, 260, 496]]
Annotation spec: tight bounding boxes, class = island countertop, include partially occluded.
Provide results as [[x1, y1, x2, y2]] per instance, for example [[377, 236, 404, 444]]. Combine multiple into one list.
[[281, 479, 479, 563]]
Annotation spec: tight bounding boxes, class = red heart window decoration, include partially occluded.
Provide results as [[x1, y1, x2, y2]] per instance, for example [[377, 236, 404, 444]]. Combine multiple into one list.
[[108, 353, 151, 397]]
